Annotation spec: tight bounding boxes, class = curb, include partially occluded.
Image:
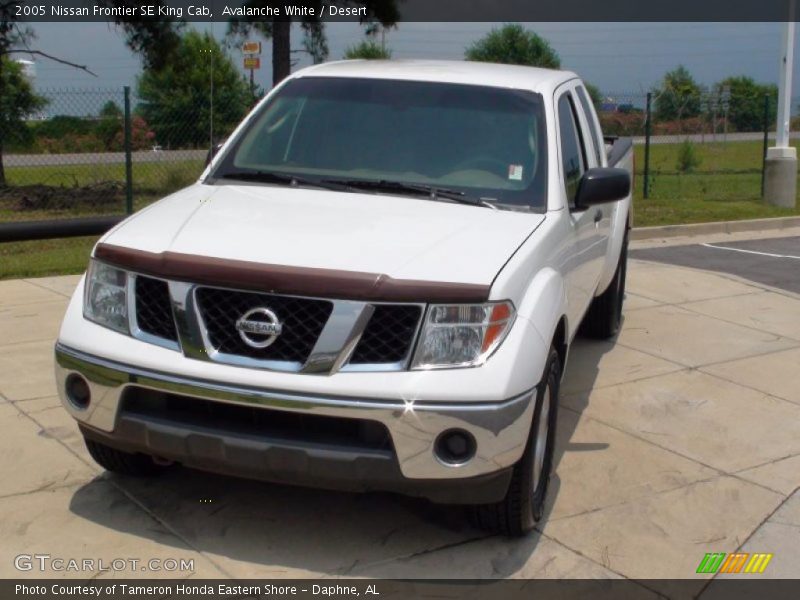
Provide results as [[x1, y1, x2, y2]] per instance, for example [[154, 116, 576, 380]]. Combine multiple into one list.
[[631, 215, 800, 241]]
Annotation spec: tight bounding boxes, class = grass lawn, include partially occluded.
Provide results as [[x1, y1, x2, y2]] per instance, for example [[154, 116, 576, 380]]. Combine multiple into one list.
[[0, 159, 204, 279], [631, 140, 800, 226], [2, 141, 800, 279], [0, 236, 98, 280], [5, 158, 203, 189], [0, 159, 203, 222]]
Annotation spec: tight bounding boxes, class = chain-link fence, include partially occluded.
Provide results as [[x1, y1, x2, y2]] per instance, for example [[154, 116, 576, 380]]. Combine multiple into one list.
[[600, 91, 776, 203], [0, 87, 223, 229], [1, 89, 127, 223], [0, 86, 782, 239]]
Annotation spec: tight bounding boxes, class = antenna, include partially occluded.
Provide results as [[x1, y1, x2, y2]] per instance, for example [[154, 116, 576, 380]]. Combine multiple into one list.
[[209, 22, 215, 153]]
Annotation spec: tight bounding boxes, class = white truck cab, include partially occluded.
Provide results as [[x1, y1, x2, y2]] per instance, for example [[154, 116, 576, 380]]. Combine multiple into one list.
[[55, 60, 632, 536]]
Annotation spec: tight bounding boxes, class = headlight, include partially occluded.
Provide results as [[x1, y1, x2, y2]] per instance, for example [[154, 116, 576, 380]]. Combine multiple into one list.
[[411, 301, 515, 369], [84, 259, 129, 334]]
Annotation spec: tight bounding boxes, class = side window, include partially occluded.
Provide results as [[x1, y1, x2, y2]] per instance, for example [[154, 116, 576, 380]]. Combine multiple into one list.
[[576, 86, 603, 166], [557, 93, 586, 207]]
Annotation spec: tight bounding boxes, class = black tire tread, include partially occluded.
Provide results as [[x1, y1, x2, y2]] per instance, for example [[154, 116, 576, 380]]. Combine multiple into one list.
[[473, 348, 561, 537], [85, 438, 163, 477]]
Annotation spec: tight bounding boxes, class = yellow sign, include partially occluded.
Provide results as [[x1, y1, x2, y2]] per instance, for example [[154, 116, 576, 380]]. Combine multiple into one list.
[[243, 57, 261, 70], [242, 41, 261, 55]]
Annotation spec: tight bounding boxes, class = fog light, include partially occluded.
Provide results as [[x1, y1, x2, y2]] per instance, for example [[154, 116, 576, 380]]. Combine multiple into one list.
[[65, 374, 90, 409], [434, 429, 476, 465]]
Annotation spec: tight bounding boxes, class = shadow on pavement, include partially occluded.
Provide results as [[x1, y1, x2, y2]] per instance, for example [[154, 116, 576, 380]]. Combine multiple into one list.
[[538, 331, 617, 524]]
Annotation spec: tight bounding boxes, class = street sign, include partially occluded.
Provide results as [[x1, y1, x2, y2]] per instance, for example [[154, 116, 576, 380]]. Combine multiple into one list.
[[242, 41, 261, 55], [244, 56, 261, 70]]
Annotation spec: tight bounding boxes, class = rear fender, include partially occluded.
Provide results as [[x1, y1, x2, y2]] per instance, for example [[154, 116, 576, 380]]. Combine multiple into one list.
[[595, 147, 633, 294]]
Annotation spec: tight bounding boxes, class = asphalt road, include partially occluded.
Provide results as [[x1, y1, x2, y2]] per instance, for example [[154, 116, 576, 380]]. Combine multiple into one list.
[[4, 148, 207, 168], [629, 131, 800, 145], [6, 132, 800, 168], [630, 236, 800, 294]]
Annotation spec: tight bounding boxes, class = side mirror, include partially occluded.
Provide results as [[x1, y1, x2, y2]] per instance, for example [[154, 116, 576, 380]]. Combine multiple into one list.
[[205, 143, 225, 166], [575, 168, 630, 208]]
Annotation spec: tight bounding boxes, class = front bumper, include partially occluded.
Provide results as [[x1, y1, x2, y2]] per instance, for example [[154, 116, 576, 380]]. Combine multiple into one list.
[[55, 344, 534, 503]]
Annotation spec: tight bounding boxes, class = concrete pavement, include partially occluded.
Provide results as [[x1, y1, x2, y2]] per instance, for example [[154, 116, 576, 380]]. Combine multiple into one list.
[[1, 256, 800, 593]]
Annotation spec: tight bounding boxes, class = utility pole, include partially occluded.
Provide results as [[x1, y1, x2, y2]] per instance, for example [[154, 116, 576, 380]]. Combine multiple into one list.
[[764, 6, 797, 207]]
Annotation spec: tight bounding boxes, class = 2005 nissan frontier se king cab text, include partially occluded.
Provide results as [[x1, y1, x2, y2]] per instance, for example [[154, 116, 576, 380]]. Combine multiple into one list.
[[55, 60, 632, 536]]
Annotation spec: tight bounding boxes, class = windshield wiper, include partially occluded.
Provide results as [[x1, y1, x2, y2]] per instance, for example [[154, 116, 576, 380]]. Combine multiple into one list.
[[323, 179, 497, 209], [216, 170, 349, 192]]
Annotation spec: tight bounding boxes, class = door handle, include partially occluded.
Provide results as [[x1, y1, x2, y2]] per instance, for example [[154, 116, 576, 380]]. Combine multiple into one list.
[[594, 209, 603, 223]]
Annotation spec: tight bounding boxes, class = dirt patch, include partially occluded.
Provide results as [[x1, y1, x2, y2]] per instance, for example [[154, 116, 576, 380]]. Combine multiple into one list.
[[0, 183, 124, 211]]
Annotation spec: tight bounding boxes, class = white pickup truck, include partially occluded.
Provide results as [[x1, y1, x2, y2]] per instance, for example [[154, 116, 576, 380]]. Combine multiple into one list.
[[55, 60, 632, 536]]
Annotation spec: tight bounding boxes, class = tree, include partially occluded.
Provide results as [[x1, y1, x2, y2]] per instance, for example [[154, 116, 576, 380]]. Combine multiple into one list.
[[95, 1, 183, 70], [96, 101, 123, 150], [137, 31, 253, 148], [0, 0, 96, 184], [344, 40, 391, 59], [654, 65, 703, 122], [0, 1, 184, 183], [228, 1, 399, 86], [714, 76, 777, 133], [584, 82, 603, 109], [300, 20, 329, 65], [0, 58, 46, 184], [465, 24, 560, 69]]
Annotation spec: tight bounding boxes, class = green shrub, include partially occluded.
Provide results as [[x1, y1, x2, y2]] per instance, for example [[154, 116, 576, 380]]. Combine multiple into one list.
[[343, 40, 391, 60], [676, 140, 701, 173]]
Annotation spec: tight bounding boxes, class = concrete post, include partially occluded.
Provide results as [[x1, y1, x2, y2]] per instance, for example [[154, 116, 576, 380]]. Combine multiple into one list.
[[765, 16, 797, 208]]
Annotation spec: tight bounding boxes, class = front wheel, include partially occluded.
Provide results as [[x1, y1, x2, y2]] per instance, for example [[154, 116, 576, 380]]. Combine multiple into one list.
[[473, 347, 561, 536], [84, 437, 165, 477]]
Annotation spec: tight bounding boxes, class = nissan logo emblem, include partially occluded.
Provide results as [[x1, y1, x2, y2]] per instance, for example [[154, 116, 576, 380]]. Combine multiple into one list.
[[235, 307, 283, 349]]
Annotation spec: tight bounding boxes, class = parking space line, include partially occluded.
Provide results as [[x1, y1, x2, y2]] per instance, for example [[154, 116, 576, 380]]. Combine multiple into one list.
[[700, 243, 800, 260]]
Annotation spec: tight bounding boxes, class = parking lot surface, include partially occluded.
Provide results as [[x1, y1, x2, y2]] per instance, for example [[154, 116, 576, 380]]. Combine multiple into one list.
[[2, 244, 800, 594], [632, 235, 800, 294]]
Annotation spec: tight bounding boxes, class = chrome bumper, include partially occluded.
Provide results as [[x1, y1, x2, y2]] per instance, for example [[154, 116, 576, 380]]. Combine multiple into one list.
[[55, 343, 535, 481]]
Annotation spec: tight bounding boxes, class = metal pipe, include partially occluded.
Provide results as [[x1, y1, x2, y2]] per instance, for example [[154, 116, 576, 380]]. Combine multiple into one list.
[[0, 216, 123, 243]]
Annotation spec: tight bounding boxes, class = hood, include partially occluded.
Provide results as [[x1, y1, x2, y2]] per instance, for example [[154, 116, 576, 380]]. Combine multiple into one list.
[[102, 183, 545, 286]]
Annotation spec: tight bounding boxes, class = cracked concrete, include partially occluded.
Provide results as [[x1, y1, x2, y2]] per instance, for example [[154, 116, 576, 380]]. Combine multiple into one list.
[[2, 243, 800, 590]]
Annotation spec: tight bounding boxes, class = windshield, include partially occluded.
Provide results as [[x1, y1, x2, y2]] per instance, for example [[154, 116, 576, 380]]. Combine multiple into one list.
[[210, 77, 548, 210]]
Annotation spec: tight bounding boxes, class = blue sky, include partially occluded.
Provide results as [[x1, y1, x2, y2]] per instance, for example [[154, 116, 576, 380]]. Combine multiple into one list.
[[22, 22, 800, 102]]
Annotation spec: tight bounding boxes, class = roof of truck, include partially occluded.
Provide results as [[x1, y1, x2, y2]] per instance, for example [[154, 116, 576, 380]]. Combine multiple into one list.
[[293, 59, 578, 94]]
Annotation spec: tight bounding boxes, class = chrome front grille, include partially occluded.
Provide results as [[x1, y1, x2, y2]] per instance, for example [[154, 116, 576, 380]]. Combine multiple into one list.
[[130, 275, 424, 373], [134, 276, 178, 342], [195, 287, 333, 364], [350, 305, 422, 365]]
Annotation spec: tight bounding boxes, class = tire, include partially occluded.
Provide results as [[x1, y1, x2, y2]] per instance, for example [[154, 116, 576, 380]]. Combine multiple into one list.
[[473, 347, 561, 536], [84, 437, 165, 477], [581, 226, 629, 339]]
